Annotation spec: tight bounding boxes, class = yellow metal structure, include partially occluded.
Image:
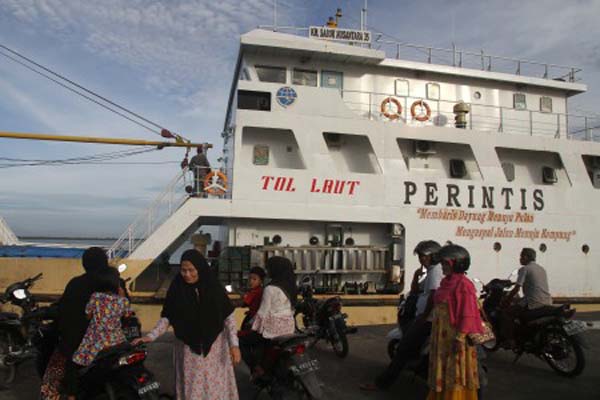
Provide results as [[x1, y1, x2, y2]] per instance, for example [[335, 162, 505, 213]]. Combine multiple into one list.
[[0, 131, 212, 149]]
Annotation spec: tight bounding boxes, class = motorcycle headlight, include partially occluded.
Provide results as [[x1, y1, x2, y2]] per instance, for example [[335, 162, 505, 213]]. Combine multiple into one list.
[[12, 289, 27, 300]]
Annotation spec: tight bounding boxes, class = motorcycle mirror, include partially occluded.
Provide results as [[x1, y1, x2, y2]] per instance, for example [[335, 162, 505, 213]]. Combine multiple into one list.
[[117, 263, 128, 274], [225, 284, 233, 293], [13, 289, 27, 300], [301, 276, 311, 284]]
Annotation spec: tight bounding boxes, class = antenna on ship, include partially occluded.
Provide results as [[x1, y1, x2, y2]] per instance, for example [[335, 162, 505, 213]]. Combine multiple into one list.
[[361, 0, 368, 31]]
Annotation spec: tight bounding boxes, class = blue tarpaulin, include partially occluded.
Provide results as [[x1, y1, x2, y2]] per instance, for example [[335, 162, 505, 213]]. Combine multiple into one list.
[[0, 245, 86, 258]]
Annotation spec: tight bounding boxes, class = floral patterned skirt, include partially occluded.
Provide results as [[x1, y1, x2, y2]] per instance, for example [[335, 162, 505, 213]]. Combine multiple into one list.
[[427, 303, 479, 399]]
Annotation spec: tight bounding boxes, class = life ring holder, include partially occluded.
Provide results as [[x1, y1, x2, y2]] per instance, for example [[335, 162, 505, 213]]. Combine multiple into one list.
[[410, 100, 432, 122], [380, 97, 403, 120], [204, 171, 228, 196]]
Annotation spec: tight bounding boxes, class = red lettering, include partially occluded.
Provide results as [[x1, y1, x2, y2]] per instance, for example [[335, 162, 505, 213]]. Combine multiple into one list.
[[348, 180, 360, 195], [261, 176, 274, 190], [285, 177, 296, 192], [333, 180, 345, 194], [322, 179, 334, 194], [310, 178, 320, 193], [274, 177, 286, 191]]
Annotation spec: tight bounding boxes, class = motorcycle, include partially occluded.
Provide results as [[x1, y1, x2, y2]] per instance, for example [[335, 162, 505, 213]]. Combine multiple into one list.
[[479, 274, 588, 377], [0, 273, 54, 387], [253, 333, 323, 400], [294, 276, 357, 358]]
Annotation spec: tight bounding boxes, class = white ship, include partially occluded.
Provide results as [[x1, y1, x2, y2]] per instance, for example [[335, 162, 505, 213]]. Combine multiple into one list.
[[107, 22, 600, 299]]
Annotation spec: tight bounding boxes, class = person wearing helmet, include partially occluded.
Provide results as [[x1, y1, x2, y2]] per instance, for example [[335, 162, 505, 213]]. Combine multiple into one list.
[[361, 240, 442, 391], [427, 244, 483, 400], [500, 248, 552, 345]]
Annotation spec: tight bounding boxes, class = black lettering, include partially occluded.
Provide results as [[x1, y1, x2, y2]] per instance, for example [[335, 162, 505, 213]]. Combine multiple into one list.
[[501, 188, 514, 210], [404, 181, 417, 205], [446, 184, 461, 207], [482, 186, 494, 209], [467, 185, 475, 208], [533, 189, 544, 211], [425, 182, 438, 206], [520, 188, 527, 210]]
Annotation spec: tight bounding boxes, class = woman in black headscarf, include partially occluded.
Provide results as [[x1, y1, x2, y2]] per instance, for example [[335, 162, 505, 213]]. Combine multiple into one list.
[[135, 250, 240, 400]]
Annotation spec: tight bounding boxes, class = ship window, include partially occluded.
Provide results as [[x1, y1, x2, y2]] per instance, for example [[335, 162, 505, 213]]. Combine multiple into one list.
[[292, 69, 317, 87], [581, 155, 600, 188], [321, 71, 343, 92], [237, 90, 271, 111], [395, 79, 409, 97], [253, 145, 269, 165], [323, 132, 381, 174], [426, 83, 440, 100], [255, 65, 286, 83], [513, 93, 527, 110], [239, 67, 251, 81], [540, 96, 553, 113]]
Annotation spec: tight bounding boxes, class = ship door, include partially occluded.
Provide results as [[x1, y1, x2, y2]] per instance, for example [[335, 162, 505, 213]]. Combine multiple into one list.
[[321, 71, 343, 95]]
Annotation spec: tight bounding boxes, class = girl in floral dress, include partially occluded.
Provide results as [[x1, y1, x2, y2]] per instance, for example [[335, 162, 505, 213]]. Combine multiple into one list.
[[135, 250, 240, 400], [427, 245, 484, 400], [66, 268, 129, 400]]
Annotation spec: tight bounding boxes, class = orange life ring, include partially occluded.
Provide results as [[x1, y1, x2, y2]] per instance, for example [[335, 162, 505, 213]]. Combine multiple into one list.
[[203, 171, 228, 196], [410, 100, 431, 122], [380, 97, 403, 120]]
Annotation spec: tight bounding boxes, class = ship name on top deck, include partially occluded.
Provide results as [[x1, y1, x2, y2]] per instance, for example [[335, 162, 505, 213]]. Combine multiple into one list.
[[309, 27, 371, 44]]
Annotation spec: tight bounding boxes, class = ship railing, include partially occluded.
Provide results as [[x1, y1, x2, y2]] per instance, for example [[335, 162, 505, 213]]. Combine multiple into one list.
[[0, 215, 19, 246], [108, 166, 233, 260], [262, 245, 389, 274], [340, 89, 600, 141], [256, 26, 582, 82]]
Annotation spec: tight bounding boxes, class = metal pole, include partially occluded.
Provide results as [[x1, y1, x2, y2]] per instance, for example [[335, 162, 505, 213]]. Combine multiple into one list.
[[529, 110, 533, 135], [273, 0, 277, 31], [499, 107, 504, 133], [453, 43, 456, 67], [585, 117, 590, 141], [364, 0, 368, 31], [428, 48, 432, 63]]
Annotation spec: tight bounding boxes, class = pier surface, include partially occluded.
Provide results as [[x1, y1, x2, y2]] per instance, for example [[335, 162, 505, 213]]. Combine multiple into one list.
[[3, 312, 599, 400]]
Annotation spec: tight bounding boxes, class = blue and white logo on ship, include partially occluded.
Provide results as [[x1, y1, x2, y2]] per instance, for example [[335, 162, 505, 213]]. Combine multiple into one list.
[[276, 86, 297, 107]]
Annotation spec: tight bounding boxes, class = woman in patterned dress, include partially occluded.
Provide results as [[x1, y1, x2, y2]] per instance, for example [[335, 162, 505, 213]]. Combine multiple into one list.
[[134, 250, 240, 400], [427, 245, 484, 400]]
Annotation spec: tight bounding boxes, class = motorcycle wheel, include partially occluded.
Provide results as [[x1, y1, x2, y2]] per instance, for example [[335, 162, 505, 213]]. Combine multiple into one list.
[[331, 330, 349, 358], [0, 331, 16, 388], [254, 377, 312, 400], [387, 339, 400, 360], [542, 328, 585, 377]]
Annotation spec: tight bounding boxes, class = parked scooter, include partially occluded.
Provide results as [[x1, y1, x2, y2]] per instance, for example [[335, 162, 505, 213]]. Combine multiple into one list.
[[294, 276, 357, 358], [252, 333, 323, 400], [0, 273, 54, 387], [479, 272, 588, 377]]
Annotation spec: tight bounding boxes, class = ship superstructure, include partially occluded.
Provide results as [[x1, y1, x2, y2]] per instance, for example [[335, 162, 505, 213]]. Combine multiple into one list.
[[104, 27, 600, 298]]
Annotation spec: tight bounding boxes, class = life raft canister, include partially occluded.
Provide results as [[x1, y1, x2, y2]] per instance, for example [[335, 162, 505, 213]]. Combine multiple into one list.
[[380, 97, 403, 120], [203, 171, 228, 196], [410, 100, 431, 122]]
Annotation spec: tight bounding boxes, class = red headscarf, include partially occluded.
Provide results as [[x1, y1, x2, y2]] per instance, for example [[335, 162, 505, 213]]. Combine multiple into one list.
[[433, 272, 483, 334]]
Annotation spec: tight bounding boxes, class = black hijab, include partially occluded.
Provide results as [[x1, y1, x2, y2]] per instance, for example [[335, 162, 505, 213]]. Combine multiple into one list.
[[161, 250, 234, 356], [266, 256, 298, 307]]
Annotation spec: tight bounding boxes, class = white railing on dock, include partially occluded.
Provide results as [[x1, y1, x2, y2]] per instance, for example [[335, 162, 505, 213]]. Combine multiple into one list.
[[262, 246, 389, 274], [0, 215, 18, 246]]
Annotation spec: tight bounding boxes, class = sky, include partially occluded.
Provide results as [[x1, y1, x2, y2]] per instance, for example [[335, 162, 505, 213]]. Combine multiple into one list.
[[1, 0, 600, 238]]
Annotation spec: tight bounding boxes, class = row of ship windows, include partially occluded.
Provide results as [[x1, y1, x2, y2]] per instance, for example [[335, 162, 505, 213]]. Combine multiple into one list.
[[247, 65, 554, 113]]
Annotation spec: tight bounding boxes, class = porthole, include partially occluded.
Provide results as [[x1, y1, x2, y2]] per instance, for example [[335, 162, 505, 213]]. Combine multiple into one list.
[[309, 236, 319, 245], [272, 234, 282, 245], [539, 243, 547, 253], [473, 91, 482, 100], [345, 237, 355, 246], [493, 242, 502, 252], [582, 244, 590, 254]]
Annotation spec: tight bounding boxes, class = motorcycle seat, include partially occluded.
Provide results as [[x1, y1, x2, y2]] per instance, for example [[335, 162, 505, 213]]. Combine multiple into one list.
[[522, 305, 570, 325], [0, 312, 19, 321]]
